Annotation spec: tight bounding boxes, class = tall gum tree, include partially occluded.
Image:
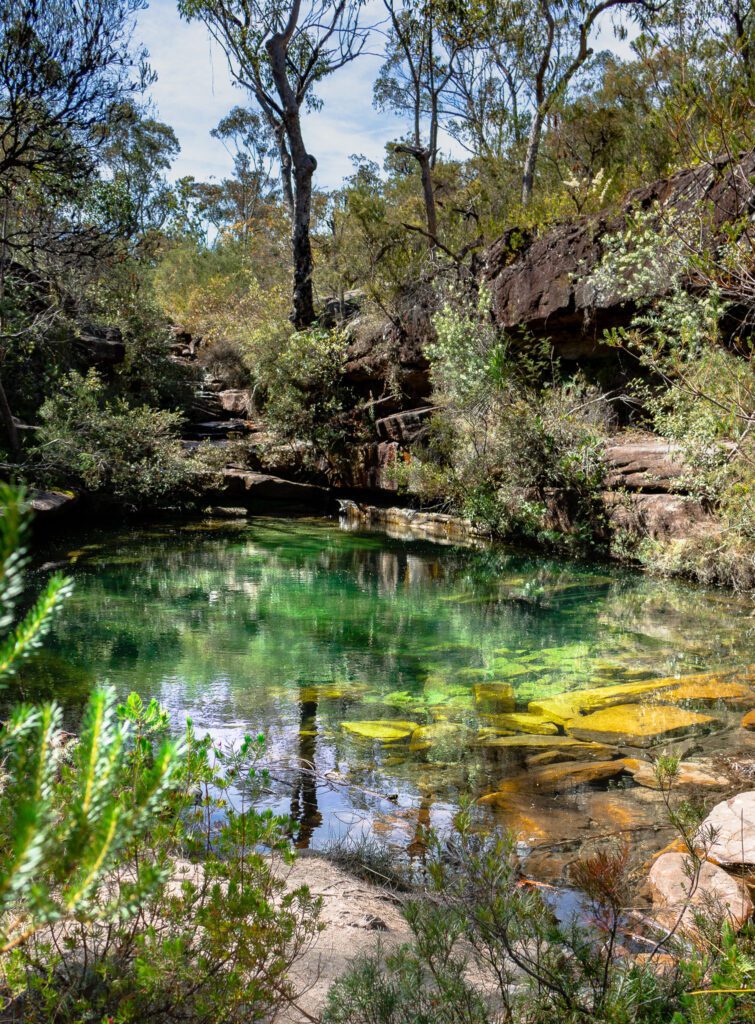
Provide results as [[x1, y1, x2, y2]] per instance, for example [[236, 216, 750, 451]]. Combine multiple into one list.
[[180, 0, 367, 329]]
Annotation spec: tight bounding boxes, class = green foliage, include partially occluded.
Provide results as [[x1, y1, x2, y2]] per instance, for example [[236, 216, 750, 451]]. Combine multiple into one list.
[[325, 809, 680, 1024], [0, 484, 71, 682], [30, 369, 200, 508], [398, 290, 608, 549], [0, 485, 321, 1022], [590, 205, 755, 587], [262, 326, 359, 471]]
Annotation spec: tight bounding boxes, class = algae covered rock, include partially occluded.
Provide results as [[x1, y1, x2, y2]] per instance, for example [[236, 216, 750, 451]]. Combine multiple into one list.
[[568, 704, 718, 748], [481, 712, 559, 735], [341, 720, 418, 742], [473, 682, 515, 710], [696, 791, 755, 865], [409, 721, 464, 751]]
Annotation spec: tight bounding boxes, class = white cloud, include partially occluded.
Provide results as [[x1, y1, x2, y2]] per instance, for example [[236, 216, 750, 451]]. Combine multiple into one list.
[[138, 0, 639, 190]]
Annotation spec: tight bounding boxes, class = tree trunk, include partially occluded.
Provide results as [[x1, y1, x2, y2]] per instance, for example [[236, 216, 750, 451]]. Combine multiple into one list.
[[0, 370, 19, 456], [418, 148, 438, 242], [291, 151, 317, 329], [521, 109, 544, 206], [266, 29, 317, 330], [396, 143, 437, 246]]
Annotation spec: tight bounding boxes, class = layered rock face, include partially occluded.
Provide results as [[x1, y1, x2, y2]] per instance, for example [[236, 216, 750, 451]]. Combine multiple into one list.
[[483, 151, 755, 356]]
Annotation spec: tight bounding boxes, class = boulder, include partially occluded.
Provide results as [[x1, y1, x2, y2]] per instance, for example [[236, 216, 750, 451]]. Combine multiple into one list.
[[218, 389, 251, 416], [648, 851, 753, 933], [374, 406, 434, 444], [27, 489, 78, 520], [568, 704, 719, 748], [74, 323, 125, 365], [742, 710, 755, 731], [696, 791, 755, 865], [218, 470, 333, 509], [604, 440, 687, 493]]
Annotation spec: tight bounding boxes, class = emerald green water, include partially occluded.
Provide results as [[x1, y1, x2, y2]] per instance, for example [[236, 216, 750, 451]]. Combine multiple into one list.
[[27, 515, 755, 852]]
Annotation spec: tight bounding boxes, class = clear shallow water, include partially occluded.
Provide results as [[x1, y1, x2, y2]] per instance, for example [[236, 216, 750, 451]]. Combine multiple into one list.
[[25, 515, 755, 855]]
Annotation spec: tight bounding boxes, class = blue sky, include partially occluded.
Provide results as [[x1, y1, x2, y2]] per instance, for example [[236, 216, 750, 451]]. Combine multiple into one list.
[[137, 0, 635, 192], [138, 0, 404, 190]]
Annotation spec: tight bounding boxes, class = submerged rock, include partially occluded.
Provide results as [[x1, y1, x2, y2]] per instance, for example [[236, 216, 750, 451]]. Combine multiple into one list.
[[696, 791, 755, 865], [648, 851, 753, 933], [409, 722, 464, 751], [483, 758, 632, 796], [624, 759, 729, 790], [341, 720, 418, 742], [480, 713, 559, 735], [473, 682, 515, 710], [479, 734, 616, 756], [568, 704, 719, 748]]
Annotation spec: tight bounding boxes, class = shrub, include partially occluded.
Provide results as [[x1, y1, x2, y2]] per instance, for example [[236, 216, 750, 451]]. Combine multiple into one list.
[[31, 369, 200, 508], [262, 326, 359, 473], [0, 485, 322, 1022], [398, 290, 608, 549], [588, 204, 755, 587]]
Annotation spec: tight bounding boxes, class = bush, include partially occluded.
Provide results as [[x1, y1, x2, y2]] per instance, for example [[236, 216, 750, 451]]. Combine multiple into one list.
[[262, 326, 359, 473], [588, 204, 755, 587], [396, 290, 608, 549], [31, 369, 200, 508], [324, 797, 755, 1024], [0, 485, 322, 1023]]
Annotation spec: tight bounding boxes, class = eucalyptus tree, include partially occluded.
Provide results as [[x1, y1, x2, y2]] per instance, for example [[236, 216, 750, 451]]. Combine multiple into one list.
[[179, 0, 368, 329], [0, 0, 152, 454], [374, 0, 460, 246], [511, 0, 658, 206]]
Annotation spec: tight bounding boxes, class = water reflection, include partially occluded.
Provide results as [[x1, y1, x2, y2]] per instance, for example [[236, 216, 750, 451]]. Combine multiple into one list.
[[22, 515, 755, 860]]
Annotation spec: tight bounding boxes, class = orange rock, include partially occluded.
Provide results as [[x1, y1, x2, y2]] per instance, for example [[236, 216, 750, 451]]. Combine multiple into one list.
[[742, 710, 755, 731]]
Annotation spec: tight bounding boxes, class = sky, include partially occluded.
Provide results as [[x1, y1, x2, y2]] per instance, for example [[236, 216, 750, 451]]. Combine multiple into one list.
[[137, 0, 404, 191], [137, 0, 636, 193]]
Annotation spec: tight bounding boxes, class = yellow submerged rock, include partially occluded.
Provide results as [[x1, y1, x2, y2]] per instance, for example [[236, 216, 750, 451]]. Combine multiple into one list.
[[299, 681, 369, 702], [623, 758, 729, 789], [482, 758, 632, 797], [481, 713, 559, 735], [409, 721, 463, 751], [568, 704, 718, 748], [661, 680, 754, 706], [341, 720, 418, 742], [477, 734, 615, 757], [528, 679, 678, 725], [474, 682, 515, 710]]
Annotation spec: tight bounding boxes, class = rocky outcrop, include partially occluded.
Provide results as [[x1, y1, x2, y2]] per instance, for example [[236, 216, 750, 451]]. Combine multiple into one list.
[[28, 489, 78, 521], [483, 151, 755, 356], [74, 324, 126, 366], [604, 440, 688, 492], [338, 501, 489, 546], [216, 470, 334, 510]]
